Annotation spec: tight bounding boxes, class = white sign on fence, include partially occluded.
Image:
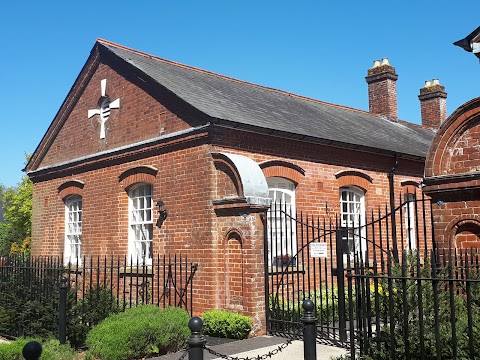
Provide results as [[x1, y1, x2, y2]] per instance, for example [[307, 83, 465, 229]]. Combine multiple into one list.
[[310, 242, 327, 258]]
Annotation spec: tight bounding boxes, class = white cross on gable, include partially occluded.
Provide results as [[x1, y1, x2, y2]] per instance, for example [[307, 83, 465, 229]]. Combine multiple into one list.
[[88, 79, 120, 139]]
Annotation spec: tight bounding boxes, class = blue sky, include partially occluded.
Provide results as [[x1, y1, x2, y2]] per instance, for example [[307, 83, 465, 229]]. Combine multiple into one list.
[[1, 1, 479, 187]]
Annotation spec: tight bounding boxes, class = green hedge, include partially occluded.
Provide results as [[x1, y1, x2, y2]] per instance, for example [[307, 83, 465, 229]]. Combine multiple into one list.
[[202, 309, 252, 339], [85, 305, 189, 360], [269, 286, 356, 328], [0, 338, 77, 360]]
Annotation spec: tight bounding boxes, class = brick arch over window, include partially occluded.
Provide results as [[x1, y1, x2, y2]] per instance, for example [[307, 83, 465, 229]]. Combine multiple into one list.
[[444, 215, 480, 249], [58, 180, 85, 199], [400, 180, 420, 195], [260, 160, 305, 185], [425, 97, 480, 178], [335, 170, 373, 192], [119, 165, 158, 190]]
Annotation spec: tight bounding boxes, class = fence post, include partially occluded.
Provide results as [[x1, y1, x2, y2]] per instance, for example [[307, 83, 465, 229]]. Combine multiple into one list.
[[22, 341, 42, 360], [336, 227, 348, 342], [186, 316, 206, 360], [59, 276, 68, 344], [301, 299, 317, 360]]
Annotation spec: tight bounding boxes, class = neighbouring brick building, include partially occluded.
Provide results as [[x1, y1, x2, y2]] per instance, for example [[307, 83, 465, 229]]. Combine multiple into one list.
[[424, 97, 480, 249], [26, 39, 446, 332], [422, 26, 480, 251]]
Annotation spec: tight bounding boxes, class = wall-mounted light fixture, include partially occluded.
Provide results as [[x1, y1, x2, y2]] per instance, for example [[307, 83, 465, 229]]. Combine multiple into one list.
[[156, 200, 168, 227]]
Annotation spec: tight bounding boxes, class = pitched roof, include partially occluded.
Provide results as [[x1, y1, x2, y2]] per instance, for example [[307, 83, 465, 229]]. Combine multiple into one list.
[[106, 40, 435, 158]]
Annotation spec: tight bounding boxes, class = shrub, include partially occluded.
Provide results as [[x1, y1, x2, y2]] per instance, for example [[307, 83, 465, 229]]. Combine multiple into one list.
[[0, 338, 28, 360], [0, 338, 77, 360], [202, 309, 252, 339], [85, 305, 189, 360], [268, 286, 356, 331], [67, 284, 120, 348], [358, 253, 480, 359], [0, 263, 61, 338]]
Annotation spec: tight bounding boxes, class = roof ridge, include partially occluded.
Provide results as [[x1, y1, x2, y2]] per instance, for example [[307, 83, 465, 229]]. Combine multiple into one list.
[[96, 38, 374, 117]]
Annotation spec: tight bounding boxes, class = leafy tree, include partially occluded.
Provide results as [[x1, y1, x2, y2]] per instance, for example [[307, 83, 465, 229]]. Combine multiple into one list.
[[0, 154, 32, 255], [0, 223, 23, 256], [3, 174, 32, 240]]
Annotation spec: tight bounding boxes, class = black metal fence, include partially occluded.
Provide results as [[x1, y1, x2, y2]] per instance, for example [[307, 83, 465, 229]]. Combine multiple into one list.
[[265, 194, 434, 344], [0, 254, 197, 339], [266, 200, 343, 341], [346, 248, 480, 359]]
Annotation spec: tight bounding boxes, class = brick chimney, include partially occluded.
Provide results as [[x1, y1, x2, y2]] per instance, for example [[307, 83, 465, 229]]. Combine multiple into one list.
[[365, 58, 398, 120], [418, 79, 447, 130]]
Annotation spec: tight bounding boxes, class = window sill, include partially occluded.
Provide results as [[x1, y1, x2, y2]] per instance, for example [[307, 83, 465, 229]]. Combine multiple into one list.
[[120, 266, 154, 277], [64, 266, 83, 274], [269, 265, 305, 275]]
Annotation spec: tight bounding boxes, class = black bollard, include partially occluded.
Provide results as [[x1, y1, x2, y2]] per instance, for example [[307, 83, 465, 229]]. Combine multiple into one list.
[[22, 341, 42, 360], [186, 316, 207, 360], [59, 276, 68, 344], [301, 299, 318, 360]]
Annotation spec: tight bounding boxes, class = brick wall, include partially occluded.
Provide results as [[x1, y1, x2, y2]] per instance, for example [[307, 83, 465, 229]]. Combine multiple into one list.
[[39, 62, 195, 169], [211, 126, 425, 220]]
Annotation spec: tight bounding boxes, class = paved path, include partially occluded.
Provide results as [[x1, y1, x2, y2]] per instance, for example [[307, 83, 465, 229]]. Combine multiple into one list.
[[151, 336, 348, 360]]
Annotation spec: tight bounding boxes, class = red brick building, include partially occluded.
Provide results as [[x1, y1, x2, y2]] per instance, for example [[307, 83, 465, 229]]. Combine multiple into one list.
[[25, 39, 443, 332]]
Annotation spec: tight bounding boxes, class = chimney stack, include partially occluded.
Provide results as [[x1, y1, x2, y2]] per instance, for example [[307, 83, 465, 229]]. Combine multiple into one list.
[[418, 78, 447, 130], [365, 58, 398, 120]]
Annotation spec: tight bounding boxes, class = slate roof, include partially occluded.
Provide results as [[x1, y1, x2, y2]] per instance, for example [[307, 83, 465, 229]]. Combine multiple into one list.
[[99, 40, 434, 158]]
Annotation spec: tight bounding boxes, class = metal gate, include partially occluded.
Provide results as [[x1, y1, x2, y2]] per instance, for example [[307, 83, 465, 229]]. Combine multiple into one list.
[[265, 194, 433, 344]]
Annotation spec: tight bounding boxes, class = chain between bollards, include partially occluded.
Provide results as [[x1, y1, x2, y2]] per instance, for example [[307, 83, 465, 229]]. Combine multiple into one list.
[[186, 316, 207, 360], [301, 299, 318, 360]]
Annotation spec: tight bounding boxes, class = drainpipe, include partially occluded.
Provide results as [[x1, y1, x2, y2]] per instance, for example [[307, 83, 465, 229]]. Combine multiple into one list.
[[388, 154, 400, 263]]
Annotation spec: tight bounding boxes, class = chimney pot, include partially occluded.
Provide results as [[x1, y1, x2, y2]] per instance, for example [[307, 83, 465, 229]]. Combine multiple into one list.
[[425, 80, 432, 87], [381, 58, 389, 65], [432, 78, 440, 85], [373, 60, 381, 68]]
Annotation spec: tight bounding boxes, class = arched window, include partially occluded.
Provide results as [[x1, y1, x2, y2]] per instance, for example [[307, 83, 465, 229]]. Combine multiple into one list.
[[129, 183, 153, 265], [65, 195, 82, 264], [267, 177, 297, 267], [340, 186, 366, 256]]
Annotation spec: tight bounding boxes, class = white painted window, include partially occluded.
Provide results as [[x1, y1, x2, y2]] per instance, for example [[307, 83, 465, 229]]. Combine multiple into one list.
[[129, 183, 153, 265], [65, 195, 82, 264], [340, 186, 366, 256], [267, 177, 297, 266], [404, 193, 416, 250]]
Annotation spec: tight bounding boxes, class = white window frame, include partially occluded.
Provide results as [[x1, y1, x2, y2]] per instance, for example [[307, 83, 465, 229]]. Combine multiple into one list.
[[404, 193, 416, 250], [267, 177, 297, 267], [128, 183, 154, 265], [340, 186, 366, 257], [65, 195, 82, 265]]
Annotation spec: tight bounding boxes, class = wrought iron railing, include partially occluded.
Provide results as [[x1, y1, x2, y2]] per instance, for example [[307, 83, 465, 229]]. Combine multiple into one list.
[[0, 254, 197, 339]]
